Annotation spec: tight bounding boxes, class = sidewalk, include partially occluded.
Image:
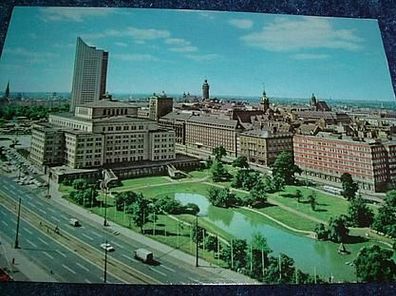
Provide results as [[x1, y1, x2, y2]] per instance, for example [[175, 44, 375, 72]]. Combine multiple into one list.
[[0, 235, 56, 282], [48, 180, 257, 284]]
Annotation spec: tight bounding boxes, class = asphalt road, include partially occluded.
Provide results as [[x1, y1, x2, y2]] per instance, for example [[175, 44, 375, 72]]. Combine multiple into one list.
[[0, 176, 236, 284], [0, 203, 119, 284]]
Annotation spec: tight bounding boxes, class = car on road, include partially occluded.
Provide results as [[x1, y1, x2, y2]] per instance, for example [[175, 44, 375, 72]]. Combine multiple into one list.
[[100, 243, 115, 252], [69, 218, 81, 227]]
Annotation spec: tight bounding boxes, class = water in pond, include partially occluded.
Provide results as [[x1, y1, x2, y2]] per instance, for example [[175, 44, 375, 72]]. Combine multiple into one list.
[[175, 192, 364, 282]]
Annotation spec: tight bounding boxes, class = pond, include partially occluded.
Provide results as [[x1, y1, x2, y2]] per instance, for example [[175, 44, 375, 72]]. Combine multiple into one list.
[[175, 192, 370, 282]]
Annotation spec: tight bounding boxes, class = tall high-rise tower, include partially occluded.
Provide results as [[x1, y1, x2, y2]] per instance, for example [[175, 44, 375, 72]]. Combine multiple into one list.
[[4, 81, 10, 98], [70, 37, 108, 112], [202, 79, 209, 101]]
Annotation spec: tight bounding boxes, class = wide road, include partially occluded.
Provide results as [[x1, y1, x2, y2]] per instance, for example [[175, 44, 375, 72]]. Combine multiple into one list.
[[0, 203, 120, 283], [0, 176, 238, 284]]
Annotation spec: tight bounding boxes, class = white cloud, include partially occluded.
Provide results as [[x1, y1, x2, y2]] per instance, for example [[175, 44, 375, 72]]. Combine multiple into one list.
[[3, 47, 59, 64], [112, 53, 158, 62], [169, 46, 198, 53], [165, 38, 189, 46], [241, 17, 364, 52], [185, 54, 220, 61], [81, 27, 170, 41], [114, 42, 128, 47], [291, 53, 330, 60], [39, 7, 115, 22], [228, 19, 253, 29]]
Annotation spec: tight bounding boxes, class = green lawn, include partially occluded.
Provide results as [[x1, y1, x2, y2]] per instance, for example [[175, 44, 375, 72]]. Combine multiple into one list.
[[118, 176, 172, 190], [256, 205, 318, 232], [269, 186, 351, 223]]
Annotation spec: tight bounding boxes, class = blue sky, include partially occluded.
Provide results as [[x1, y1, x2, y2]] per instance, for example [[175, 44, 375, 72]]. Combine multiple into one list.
[[0, 7, 394, 101]]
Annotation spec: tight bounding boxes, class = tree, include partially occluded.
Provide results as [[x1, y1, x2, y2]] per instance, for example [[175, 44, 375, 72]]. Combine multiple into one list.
[[204, 235, 218, 252], [206, 156, 213, 169], [72, 178, 89, 190], [354, 245, 396, 282], [314, 223, 329, 240], [346, 197, 374, 227], [271, 151, 301, 186], [115, 191, 139, 211], [249, 181, 268, 207], [307, 192, 317, 211], [184, 203, 200, 215], [373, 191, 396, 238], [264, 253, 295, 284], [211, 160, 230, 182], [212, 146, 227, 161], [231, 239, 248, 271], [128, 194, 150, 233], [249, 233, 271, 281], [340, 173, 359, 200], [232, 156, 249, 168], [208, 187, 237, 208], [295, 190, 303, 203], [328, 216, 349, 243], [231, 169, 260, 190], [154, 195, 184, 214], [192, 225, 206, 245]]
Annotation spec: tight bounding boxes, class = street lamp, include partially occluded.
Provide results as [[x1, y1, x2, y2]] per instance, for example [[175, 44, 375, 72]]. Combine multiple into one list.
[[195, 214, 199, 267]]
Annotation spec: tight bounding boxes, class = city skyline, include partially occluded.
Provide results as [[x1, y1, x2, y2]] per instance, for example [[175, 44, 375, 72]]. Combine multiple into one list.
[[0, 7, 395, 101]]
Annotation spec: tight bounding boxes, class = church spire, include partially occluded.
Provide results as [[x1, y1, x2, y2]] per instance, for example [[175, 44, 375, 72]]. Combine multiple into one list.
[[4, 81, 10, 98]]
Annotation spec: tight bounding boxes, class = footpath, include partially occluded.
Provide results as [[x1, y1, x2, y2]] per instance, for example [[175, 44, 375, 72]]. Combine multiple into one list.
[[49, 180, 257, 284], [0, 234, 56, 282]]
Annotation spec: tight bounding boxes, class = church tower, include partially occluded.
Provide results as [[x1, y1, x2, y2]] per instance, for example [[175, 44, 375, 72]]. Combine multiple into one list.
[[202, 79, 209, 101], [310, 93, 317, 110], [260, 89, 270, 111]]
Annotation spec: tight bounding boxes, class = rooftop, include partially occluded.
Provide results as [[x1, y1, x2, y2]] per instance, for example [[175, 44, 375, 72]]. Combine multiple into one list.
[[187, 115, 240, 128], [77, 100, 140, 108]]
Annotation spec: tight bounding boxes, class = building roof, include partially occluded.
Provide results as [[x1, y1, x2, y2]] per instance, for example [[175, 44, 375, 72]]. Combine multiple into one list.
[[77, 100, 139, 108], [241, 129, 292, 138], [187, 115, 240, 128], [51, 112, 152, 124], [160, 111, 193, 121]]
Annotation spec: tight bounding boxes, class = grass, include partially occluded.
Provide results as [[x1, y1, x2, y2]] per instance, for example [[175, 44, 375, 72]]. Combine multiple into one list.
[[119, 176, 172, 190], [269, 186, 351, 222], [255, 205, 318, 232]]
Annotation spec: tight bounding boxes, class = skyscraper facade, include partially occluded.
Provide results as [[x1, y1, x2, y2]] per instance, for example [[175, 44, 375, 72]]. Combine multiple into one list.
[[70, 37, 108, 112], [202, 79, 209, 101]]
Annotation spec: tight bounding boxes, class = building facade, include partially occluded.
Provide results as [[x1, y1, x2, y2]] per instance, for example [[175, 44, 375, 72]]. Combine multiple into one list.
[[239, 129, 293, 166], [148, 93, 173, 121], [30, 100, 175, 169], [202, 79, 209, 100], [293, 133, 396, 192], [70, 37, 108, 112], [158, 111, 192, 145], [185, 115, 244, 157]]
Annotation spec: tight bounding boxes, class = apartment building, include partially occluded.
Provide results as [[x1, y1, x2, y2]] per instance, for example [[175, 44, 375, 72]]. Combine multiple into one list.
[[239, 129, 293, 166], [294, 132, 396, 192], [30, 100, 175, 169]]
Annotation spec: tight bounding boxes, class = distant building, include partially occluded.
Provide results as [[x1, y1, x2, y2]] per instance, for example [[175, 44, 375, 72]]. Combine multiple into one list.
[[239, 128, 293, 166], [185, 115, 244, 156], [148, 92, 173, 121], [260, 90, 270, 112], [30, 100, 175, 170], [0, 81, 10, 107], [309, 93, 331, 112], [70, 37, 109, 112], [202, 79, 210, 101], [294, 132, 396, 192], [159, 111, 192, 145]]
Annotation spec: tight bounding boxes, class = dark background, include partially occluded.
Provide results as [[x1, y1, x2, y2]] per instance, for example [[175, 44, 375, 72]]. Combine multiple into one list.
[[0, 0, 395, 295]]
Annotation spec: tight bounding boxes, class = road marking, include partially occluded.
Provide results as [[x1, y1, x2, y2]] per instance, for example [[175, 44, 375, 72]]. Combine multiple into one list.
[[38, 237, 49, 246], [90, 232, 101, 238], [38, 208, 46, 215], [26, 239, 37, 248], [60, 214, 68, 220], [24, 228, 33, 235], [122, 254, 138, 262], [1, 220, 8, 226], [76, 262, 90, 272], [51, 216, 60, 222], [43, 252, 54, 260], [149, 267, 167, 277], [62, 264, 77, 275], [81, 233, 94, 241], [188, 277, 202, 284], [112, 241, 123, 248], [84, 279, 91, 283], [48, 208, 56, 214], [27, 202, 37, 209], [55, 250, 67, 258], [160, 265, 176, 273]]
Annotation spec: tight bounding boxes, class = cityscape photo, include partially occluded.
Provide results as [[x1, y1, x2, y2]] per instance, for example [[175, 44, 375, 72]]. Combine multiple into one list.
[[0, 7, 395, 284]]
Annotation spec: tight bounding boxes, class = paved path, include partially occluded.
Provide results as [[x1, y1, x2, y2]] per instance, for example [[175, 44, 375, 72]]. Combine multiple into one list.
[[0, 234, 56, 282], [49, 180, 257, 284]]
